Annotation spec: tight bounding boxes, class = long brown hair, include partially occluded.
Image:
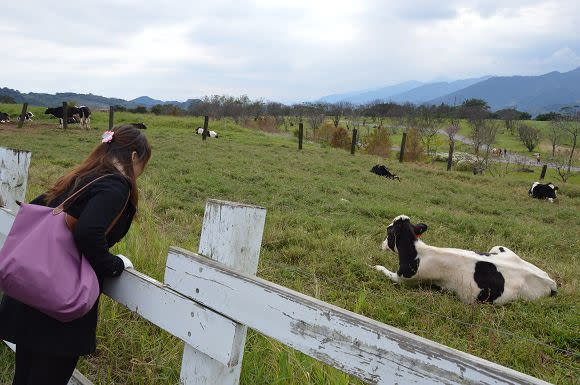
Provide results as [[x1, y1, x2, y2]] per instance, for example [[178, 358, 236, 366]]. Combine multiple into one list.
[[45, 124, 152, 207]]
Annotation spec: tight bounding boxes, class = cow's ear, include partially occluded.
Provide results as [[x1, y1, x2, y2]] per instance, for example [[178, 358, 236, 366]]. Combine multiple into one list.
[[414, 223, 428, 237]]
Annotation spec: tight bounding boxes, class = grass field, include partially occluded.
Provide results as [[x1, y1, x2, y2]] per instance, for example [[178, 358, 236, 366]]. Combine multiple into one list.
[[0, 107, 579, 384]]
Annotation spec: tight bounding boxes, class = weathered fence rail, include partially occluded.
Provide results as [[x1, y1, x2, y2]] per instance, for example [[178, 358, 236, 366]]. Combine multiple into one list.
[[0, 160, 551, 385]]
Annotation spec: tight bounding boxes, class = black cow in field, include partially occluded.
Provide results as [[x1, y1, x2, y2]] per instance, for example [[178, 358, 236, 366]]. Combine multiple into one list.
[[529, 182, 559, 203], [0, 112, 10, 123], [370, 164, 400, 181], [45, 105, 91, 129]]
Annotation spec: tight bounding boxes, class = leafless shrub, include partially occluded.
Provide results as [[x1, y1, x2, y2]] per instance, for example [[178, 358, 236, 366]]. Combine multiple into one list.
[[330, 127, 351, 150], [365, 128, 392, 158], [403, 127, 424, 162], [517, 123, 541, 152]]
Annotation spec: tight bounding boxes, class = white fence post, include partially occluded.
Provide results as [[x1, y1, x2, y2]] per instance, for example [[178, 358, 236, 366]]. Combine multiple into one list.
[[174, 199, 266, 385], [0, 147, 31, 212]]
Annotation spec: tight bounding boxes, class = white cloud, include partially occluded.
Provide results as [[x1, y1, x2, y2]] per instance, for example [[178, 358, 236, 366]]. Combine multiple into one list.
[[0, 0, 578, 102]]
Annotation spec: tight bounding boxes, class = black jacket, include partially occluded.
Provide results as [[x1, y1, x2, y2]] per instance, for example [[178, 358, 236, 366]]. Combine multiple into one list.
[[0, 173, 136, 357]]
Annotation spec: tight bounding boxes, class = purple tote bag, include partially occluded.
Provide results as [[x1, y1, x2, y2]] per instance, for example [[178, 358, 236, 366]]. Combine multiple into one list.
[[0, 174, 129, 322]]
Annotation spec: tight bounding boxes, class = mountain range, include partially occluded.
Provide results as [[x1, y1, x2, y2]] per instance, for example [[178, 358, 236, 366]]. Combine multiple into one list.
[[318, 67, 580, 114], [319, 81, 423, 104], [2, 67, 579, 115], [0, 87, 199, 110]]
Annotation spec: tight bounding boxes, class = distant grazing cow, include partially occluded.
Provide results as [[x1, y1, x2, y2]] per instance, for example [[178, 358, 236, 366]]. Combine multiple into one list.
[[370, 164, 400, 181], [45, 106, 91, 128], [77, 106, 91, 129], [491, 148, 502, 157], [374, 215, 557, 304], [130, 122, 147, 130], [0, 112, 10, 123], [16, 112, 34, 122], [195, 127, 218, 138], [529, 182, 558, 202], [45, 106, 80, 128]]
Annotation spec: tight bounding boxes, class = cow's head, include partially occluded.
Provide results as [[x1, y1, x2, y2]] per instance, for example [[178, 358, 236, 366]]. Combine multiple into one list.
[[382, 215, 428, 253], [44, 108, 55, 115]]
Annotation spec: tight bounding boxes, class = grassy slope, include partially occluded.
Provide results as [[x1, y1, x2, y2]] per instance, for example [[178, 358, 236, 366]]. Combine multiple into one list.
[[0, 108, 578, 384]]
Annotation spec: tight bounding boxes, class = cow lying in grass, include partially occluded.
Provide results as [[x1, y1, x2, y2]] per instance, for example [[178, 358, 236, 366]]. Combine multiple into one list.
[[529, 182, 558, 202], [370, 164, 400, 181], [14, 112, 34, 122], [195, 127, 218, 138], [374, 215, 557, 304], [0, 112, 9, 123]]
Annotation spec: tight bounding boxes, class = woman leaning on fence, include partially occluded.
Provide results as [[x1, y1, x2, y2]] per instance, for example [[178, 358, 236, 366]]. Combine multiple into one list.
[[0, 125, 151, 385]]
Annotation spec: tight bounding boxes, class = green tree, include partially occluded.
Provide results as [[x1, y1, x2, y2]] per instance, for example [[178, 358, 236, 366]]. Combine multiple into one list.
[[0, 95, 16, 104]]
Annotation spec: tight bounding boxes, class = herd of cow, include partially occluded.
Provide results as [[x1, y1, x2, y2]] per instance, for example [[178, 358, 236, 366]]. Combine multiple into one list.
[[0, 106, 92, 128], [0, 104, 567, 306], [0, 111, 33, 123]]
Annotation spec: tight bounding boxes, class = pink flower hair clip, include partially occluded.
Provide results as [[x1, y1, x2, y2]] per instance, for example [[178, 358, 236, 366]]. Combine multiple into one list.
[[101, 131, 114, 143]]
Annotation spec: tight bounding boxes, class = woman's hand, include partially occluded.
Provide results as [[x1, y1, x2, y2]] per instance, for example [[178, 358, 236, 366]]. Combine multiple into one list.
[[116, 254, 134, 270]]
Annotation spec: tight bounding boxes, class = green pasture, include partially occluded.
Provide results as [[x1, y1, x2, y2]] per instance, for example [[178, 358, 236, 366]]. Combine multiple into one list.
[[0, 107, 578, 384]]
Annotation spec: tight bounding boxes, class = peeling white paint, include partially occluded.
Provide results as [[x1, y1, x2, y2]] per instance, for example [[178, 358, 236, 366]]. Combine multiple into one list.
[[165, 248, 550, 385], [0, 147, 31, 212]]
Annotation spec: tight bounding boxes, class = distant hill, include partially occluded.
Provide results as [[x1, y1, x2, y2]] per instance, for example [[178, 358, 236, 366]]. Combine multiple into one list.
[[428, 67, 580, 115], [388, 76, 490, 103], [128, 96, 194, 108], [319, 81, 423, 104], [0, 87, 200, 110]]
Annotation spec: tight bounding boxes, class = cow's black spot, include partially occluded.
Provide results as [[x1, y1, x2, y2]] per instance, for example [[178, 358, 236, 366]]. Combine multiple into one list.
[[474, 261, 505, 303], [499, 247, 505, 252]]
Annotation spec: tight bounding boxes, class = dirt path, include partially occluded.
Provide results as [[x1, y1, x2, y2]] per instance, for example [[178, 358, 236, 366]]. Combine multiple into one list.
[[437, 130, 580, 172]]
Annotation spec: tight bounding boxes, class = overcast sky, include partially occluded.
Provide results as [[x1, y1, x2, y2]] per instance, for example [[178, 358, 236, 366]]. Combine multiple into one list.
[[1, 0, 578, 103]]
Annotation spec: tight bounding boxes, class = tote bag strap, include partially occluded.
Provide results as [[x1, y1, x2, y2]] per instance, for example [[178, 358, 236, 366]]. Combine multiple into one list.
[[53, 174, 131, 235]]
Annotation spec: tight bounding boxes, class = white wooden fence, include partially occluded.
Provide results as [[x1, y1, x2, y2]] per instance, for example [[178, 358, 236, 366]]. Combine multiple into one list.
[[0, 153, 550, 385], [0, 147, 31, 213]]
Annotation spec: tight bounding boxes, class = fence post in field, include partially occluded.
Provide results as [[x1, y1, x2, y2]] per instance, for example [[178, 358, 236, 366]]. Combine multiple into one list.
[[62, 102, 68, 130], [0, 147, 31, 213], [298, 122, 303, 150], [176, 199, 266, 385], [399, 132, 407, 162], [202, 116, 209, 141], [108, 106, 114, 130], [447, 141, 455, 171], [17, 103, 28, 129], [350, 128, 357, 155], [539, 164, 547, 180]]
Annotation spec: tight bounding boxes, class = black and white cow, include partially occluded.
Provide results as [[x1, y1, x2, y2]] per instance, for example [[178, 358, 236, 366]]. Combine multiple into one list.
[[45, 106, 91, 128], [374, 215, 557, 304], [130, 122, 147, 130], [77, 106, 91, 129], [16, 112, 34, 121], [371, 164, 400, 181], [529, 182, 558, 203], [0, 112, 9, 123], [195, 127, 218, 138]]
